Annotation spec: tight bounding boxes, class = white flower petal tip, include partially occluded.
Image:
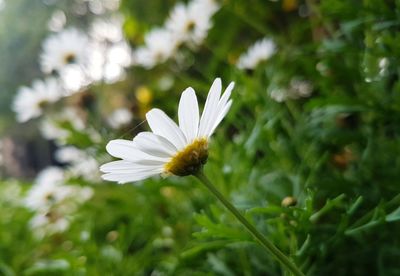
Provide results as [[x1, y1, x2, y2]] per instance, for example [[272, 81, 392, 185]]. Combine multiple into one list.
[[101, 78, 234, 184]]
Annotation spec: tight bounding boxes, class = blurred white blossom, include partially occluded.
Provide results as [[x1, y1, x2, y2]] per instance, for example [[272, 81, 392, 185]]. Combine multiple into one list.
[[270, 78, 313, 102], [25, 166, 93, 238], [40, 28, 90, 74], [88, 17, 133, 83], [56, 146, 100, 181], [12, 78, 64, 122], [47, 10, 66, 32], [165, 0, 219, 47], [134, 28, 178, 69], [30, 211, 70, 238], [40, 107, 85, 144], [237, 38, 276, 70], [107, 108, 133, 129]]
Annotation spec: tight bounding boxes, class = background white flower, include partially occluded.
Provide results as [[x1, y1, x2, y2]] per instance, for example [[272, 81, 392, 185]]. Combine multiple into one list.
[[270, 78, 313, 102], [40, 28, 90, 74], [237, 38, 276, 70], [24, 167, 68, 212], [107, 108, 133, 129], [165, 0, 219, 47], [40, 107, 86, 143], [101, 78, 234, 184], [12, 78, 64, 122], [56, 146, 100, 181], [134, 28, 178, 69], [88, 16, 133, 83], [24, 166, 94, 238]]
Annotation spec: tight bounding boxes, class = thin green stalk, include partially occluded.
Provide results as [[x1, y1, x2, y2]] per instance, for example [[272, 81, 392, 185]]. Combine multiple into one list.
[[194, 170, 305, 276]]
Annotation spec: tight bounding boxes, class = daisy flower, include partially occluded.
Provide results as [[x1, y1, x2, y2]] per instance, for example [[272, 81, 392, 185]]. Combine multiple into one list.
[[12, 78, 64, 122], [134, 28, 178, 69], [40, 28, 90, 74], [88, 17, 133, 83], [237, 38, 276, 70], [101, 78, 234, 184], [25, 166, 93, 238], [270, 78, 313, 102], [24, 167, 69, 212], [107, 108, 133, 129], [29, 211, 70, 238], [40, 107, 85, 143], [165, 0, 219, 47], [55, 146, 100, 181]]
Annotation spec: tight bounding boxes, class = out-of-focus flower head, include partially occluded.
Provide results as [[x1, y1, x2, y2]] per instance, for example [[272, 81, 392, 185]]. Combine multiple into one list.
[[25, 166, 94, 238], [107, 108, 133, 129], [165, 0, 220, 47], [29, 211, 70, 238], [40, 28, 90, 74], [55, 146, 100, 181], [88, 16, 133, 83], [24, 167, 68, 212], [270, 78, 313, 102], [40, 107, 85, 144], [134, 28, 178, 69], [12, 78, 64, 122], [237, 38, 276, 70]]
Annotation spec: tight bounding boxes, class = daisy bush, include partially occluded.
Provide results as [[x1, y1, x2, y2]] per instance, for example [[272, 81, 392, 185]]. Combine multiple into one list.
[[1, 0, 400, 275]]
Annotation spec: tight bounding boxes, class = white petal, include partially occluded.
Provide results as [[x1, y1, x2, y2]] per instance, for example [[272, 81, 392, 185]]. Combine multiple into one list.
[[217, 82, 234, 113], [146, 108, 187, 150], [102, 168, 162, 184], [209, 99, 232, 136], [100, 160, 163, 173], [198, 78, 222, 137], [133, 132, 177, 157], [205, 82, 234, 137], [106, 139, 169, 164], [178, 87, 199, 142]]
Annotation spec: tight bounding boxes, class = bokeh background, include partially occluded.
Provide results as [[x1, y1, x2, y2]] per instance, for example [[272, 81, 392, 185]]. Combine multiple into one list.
[[1, 0, 400, 275]]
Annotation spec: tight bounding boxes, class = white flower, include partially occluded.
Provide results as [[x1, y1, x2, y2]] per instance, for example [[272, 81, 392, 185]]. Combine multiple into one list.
[[25, 166, 93, 238], [101, 78, 234, 184], [55, 146, 100, 181], [29, 212, 70, 238], [270, 78, 313, 102], [165, 0, 219, 47], [289, 78, 313, 98], [40, 28, 90, 74], [59, 64, 92, 93], [107, 108, 133, 129], [134, 28, 178, 69], [90, 16, 124, 43], [40, 107, 85, 143], [24, 167, 68, 212], [12, 78, 64, 122], [237, 38, 276, 70], [88, 17, 133, 83]]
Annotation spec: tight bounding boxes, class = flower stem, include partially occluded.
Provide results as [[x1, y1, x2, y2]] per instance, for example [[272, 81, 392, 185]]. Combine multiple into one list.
[[194, 170, 304, 276]]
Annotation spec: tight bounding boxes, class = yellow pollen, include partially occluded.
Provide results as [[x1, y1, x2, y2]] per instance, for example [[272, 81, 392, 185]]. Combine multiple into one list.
[[164, 138, 208, 176]]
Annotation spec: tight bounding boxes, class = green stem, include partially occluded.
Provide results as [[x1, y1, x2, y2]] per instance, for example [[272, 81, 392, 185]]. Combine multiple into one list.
[[194, 170, 305, 276]]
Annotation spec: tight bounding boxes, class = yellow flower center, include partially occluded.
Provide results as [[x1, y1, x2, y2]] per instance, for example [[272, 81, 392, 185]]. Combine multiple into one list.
[[186, 21, 196, 32], [38, 100, 49, 109], [63, 53, 76, 64], [164, 138, 208, 176]]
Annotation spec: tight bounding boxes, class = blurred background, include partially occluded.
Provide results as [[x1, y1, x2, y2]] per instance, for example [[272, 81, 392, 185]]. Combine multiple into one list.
[[1, 0, 400, 275]]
